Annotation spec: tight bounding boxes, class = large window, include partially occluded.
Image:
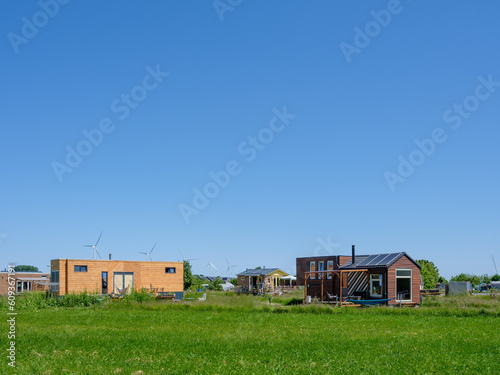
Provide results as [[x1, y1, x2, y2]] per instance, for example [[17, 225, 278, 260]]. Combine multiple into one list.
[[50, 270, 59, 292], [327, 261, 334, 279], [16, 281, 31, 293], [309, 262, 316, 279], [51, 270, 59, 283], [370, 274, 382, 297], [74, 265, 88, 272], [396, 269, 412, 302], [318, 261, 324, 279]]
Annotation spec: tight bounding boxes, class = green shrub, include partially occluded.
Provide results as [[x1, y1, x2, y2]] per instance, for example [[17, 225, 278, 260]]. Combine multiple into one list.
[[124, 288, 156, 303]]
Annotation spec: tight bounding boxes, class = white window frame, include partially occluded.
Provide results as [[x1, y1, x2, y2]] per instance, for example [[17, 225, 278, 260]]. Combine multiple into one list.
[[395, 268, 412, 302], [309, 262, 315, 279], [318, 261, 324, 279], [16, 281, 32, 293], [370, 274, 383, 297], [327, 261, 334, 279]]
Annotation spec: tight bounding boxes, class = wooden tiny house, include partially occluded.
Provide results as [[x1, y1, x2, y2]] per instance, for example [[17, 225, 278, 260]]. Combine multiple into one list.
[[50, 259, 183, 296], [0, 271, 50, 294], [237, 267, 289, 293], [297, 247, 422, 305]]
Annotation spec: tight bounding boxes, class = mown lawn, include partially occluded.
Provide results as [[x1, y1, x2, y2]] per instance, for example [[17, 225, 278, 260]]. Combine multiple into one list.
[[2, 302, 499, 374]]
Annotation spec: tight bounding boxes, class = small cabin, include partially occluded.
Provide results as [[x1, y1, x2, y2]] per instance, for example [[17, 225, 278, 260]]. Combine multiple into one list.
[[296, 247, 422, 305], [50, 259, 183, 297], [237, 267, 289, 293]]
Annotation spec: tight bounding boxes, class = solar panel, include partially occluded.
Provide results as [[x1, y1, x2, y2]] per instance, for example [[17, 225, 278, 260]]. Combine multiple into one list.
[[339, 252, 404, 269], [367, 254, 386, 266], [356, 253, 402, 267]]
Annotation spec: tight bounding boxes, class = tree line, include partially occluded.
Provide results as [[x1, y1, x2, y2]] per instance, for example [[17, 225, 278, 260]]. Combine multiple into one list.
[[416, 259, 499, 288]]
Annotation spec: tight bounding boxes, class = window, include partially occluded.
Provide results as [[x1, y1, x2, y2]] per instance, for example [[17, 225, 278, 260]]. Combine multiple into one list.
[[74, 265, 88, 272], [16, 281, 31, 293], [51, 270, 59, 283], [309, 262, 316, 279], [370, 274, 383, 297], [165, 267, 176, 274], [50, 270, 59, 292], [327, 261, 334, 279], [240, 277, 244, 281], [318, 261, 324, 279], [396, 269, 412, 302]]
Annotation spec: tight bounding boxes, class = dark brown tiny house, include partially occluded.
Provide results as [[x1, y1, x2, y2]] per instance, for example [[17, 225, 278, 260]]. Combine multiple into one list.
[[296, 248, 421, 305]]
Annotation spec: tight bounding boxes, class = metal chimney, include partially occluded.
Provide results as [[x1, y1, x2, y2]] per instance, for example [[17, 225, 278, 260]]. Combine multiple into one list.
[[352, 245, 355, 265], [109, 254, 112, 260]]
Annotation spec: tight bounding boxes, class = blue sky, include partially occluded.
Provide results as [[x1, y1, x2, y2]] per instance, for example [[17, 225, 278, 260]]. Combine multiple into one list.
[[1, 1, 499, 279]]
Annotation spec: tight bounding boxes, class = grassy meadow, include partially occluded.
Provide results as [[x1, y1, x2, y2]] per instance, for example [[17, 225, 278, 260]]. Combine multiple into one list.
[[1, 292, 499, 374]]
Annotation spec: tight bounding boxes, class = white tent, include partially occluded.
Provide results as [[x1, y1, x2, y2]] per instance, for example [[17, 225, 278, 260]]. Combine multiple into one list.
[[222, 282, 235, 291], [281, 275, 296, 286]]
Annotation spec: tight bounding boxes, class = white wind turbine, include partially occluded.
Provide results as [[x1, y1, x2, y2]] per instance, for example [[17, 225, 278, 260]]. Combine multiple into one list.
[[178, 249, 197, 263], [139, 243, 156, 261], [225, 258, 238, 278], [84, 231, 103, 260], [205, 259, 218, 277]]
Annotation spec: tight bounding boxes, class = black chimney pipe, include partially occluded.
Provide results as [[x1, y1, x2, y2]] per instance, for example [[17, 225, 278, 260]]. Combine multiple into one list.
[[352, 245, 355, 264]]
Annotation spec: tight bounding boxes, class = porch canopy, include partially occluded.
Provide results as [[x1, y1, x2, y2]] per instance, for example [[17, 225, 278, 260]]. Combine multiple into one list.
[[304, 269, 368, 303]]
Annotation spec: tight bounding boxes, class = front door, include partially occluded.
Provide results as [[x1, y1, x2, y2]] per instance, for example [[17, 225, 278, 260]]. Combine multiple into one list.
[[370, 274, 382, 298], [113, 272, 134, 294], [102, 272, 108, 294]]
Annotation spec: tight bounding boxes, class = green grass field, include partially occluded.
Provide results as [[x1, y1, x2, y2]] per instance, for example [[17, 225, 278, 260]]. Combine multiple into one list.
[[2, 293, 499, 374]]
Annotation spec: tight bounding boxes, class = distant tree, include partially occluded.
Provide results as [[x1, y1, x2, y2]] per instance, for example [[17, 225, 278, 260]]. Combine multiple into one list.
[[416, 259, 440, 289], [190, 276, 205, 291], [255, 266, 262, 269], [208, 277, 223, 291], [491, 274, 500, 282], [437, 276, 448, 284], [450, 273, 481, 287], [230, 278, 238, 286], [14, 265, 39, 272], [183, 260, 194, 290], [479, 274, 491, 284]]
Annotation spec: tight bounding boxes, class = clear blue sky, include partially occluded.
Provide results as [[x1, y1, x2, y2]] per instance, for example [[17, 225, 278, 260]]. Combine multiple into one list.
[[1, 1, 499, 279]]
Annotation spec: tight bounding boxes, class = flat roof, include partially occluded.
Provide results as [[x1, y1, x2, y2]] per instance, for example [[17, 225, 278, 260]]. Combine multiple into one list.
[[50, 259, 181, 263], [0, 271, 49, 275]]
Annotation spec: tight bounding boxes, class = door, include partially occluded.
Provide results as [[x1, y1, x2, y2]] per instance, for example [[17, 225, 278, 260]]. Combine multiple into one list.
[[113, 272, 134, 294], [102, 272, 108, 294], [370, 274, 382, 297]]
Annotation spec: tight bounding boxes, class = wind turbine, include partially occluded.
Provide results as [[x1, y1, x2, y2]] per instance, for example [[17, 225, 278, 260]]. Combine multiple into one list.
[[84, 231, 103, 260], [225, 258, 238, 278], [139, 243, 156, 261], [205, 259, 218, 277], [492, 255, 498, 275], [178, 249, 197, 263]]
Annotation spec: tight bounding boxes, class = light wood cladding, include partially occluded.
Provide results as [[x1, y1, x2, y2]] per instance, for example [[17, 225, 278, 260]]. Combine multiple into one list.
[[50, 259, 183, 295]]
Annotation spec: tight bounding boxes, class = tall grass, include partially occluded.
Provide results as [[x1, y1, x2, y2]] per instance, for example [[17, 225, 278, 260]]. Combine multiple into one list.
[[2, 291, 498, 317], [0, 291, 104, 310]]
